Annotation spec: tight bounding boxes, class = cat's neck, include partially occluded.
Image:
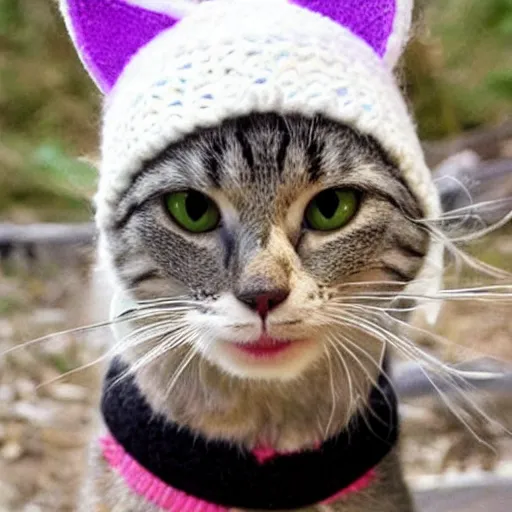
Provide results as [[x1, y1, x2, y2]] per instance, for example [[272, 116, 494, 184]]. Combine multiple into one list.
[[128, 348, 375, 452]]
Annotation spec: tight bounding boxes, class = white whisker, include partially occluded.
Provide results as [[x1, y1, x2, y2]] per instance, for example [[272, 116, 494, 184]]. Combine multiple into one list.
[[418, 197, 512, 221], [164, 346, 198, 399], [320, 305, 511, 443], [334, 332, 394, 416], [322, 345, 337, 438], [328, 335, 358, 422]]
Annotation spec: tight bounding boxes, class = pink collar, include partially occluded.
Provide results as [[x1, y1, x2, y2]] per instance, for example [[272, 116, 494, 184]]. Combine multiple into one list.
[[101, 435, 376, 511]]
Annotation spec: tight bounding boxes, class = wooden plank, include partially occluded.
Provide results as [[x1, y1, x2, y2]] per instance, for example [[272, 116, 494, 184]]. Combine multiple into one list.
[[414, 476, 512, 512], [0, 222, 95, 246]]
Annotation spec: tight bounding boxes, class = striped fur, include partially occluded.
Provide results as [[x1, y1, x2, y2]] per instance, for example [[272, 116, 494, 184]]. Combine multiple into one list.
[[87, 113, 426, 511], [108, 114, 426, 295]]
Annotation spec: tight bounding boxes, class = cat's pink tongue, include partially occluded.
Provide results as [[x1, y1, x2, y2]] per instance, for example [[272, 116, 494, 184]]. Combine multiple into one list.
[[234, 336, 291, 357]]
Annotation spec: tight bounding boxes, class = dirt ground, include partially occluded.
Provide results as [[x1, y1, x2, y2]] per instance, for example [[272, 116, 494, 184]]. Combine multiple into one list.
[[0, 238, 511, 512]]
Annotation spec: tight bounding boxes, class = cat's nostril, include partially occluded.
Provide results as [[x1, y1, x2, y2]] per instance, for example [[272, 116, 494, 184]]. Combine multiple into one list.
[[237, 289, 290, 317]]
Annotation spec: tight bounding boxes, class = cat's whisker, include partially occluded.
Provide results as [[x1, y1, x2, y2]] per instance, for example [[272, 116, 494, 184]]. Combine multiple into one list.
[[118, 318, 189, 348], [336, 348, 395, 434], [418, 223, 511, 279], [124, 327, 192, 371], [334, 280, 414, 290], [320, 307, 511, 441], [164, 346, 199, 400], [31, 294, 197, 392], [36, 317, 192, 391], [334, 281, 512, 306], [135, 297, 200, 307], [1, 314, 143, 359], [116, 336, 194, 386], [35, 328, 165, 391], [322, 345, 337, 439], [117, 306, 196, 319], [443, 210, 512, 243], [414, 366, 499, 452], [424, 367, 510, 439], [416, 197, 512, 223], [332, 332, 395, 417], [321, 309, 492, 406], [409, 363, 501, 452], [328, 308, 504, 380], [325, 335, 355, 427], [115, 290, 196, 305], [411, 196, 512, 238], [335, 282, 512, 293], [106, 326, 199, 392], [346, 320, 507, 438], [356, 303, 422, 314], [361, 283, 512, 295], [345, 303, 502, 364], [433, 284, 512, 295], [334, 339, 391, 429], [329, 286, 512, 304], [1, 304, 196, 359], [338, 302, 506, 368], [36, 346, 118, 391]]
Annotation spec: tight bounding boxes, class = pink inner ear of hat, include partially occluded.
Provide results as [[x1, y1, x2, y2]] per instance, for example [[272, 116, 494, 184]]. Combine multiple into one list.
[[291, 0, 396, 57], [64, 0, 399, 93], [64, 0, 179, 92]]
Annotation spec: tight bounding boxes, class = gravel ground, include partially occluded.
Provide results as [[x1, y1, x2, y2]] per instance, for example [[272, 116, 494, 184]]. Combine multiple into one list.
[[0, 240, 511, 512]]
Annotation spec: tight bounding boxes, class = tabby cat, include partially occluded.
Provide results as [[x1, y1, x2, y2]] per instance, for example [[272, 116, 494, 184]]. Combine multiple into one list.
[[79, 113, 426, 511], [59, 0, 446, 510]]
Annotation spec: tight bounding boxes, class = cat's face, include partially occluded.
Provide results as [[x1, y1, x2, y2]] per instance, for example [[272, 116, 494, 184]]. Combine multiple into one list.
[[104, 113, 428, 382]]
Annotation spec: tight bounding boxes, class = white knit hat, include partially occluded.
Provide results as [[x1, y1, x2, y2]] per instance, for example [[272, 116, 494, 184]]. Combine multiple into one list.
[[61, 0, 443, 320]]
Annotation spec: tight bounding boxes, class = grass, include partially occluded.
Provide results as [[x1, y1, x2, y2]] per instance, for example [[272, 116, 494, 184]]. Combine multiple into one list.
[[406, 0, 512, 139], [0, 0, 511, 221], [0, 0, 98, 222]]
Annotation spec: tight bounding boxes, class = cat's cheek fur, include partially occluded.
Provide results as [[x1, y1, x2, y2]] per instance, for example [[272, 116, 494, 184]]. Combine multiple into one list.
[[186, 293, 325, 381]]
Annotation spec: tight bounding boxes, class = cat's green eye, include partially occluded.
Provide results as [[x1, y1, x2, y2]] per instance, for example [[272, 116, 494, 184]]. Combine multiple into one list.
[[165, 191, 220, 233], [305, 188, 359, 231]]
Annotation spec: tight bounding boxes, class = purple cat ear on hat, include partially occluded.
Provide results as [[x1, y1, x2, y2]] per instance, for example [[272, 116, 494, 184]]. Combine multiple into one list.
[[59, 0, 182, 93], [292, 0, 413, 68], [61, 0, 413, 93]]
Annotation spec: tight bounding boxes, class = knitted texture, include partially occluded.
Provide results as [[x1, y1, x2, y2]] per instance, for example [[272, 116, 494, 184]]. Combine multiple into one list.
[[61, 0, 410, 94], [60, 0, 444, 317], [292, 1, 396, 58], [61, 0, 178, 92], [101, 436, 229, 512], [100, 358, 393, 510], [95, 1, 439, 222], [101, 435, 375, 511]]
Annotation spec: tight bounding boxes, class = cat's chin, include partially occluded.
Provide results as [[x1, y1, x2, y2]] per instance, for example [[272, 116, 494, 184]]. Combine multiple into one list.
[[204, 338, 323, 381]]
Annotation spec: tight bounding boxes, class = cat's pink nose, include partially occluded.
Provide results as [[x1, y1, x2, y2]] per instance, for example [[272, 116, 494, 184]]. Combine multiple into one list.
[[237, 289, 289, 317]]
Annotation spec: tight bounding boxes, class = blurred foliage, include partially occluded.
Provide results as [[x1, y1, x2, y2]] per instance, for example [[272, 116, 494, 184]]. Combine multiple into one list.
[[0, 0, 98, 222], [406, 0, 512, 139], [0, 0, 511, 221]]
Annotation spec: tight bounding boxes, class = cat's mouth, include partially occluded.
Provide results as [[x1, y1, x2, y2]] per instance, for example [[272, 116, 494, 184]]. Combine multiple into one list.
[[212, 333, 321, 379], [233, 335, 293, 358], [230, 335, 314, 362]]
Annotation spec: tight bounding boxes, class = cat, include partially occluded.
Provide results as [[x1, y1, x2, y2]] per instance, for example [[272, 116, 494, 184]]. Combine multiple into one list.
[[56, 0, 457, 510], [77, 113, 428, 511]]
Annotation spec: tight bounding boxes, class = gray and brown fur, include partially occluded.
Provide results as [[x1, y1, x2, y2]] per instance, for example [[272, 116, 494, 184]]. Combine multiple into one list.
[[82, 113, 429, 511]]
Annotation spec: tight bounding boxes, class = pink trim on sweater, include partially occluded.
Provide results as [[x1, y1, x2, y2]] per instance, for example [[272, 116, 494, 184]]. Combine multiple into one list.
[[101, 436, 228, 512], [252, 444, 375, 504], [321, 469, 376, 504], [101, 435, 375, 511]]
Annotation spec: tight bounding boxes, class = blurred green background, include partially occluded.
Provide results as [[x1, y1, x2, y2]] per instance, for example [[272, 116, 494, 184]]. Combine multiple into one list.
[[1, 0, 511, 222]]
